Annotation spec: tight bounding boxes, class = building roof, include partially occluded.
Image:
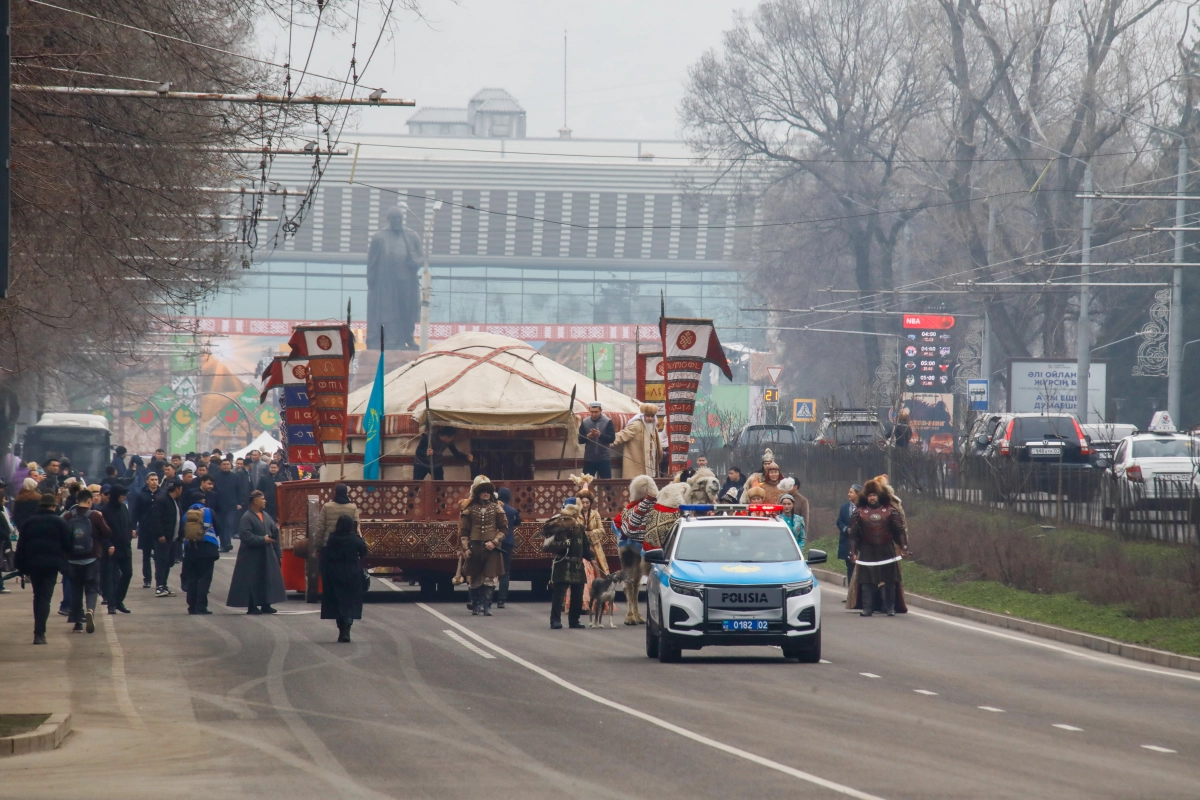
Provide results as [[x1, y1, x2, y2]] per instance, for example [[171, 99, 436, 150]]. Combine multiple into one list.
[[469, 88, 524, 113], [406, 107, 469, 125]]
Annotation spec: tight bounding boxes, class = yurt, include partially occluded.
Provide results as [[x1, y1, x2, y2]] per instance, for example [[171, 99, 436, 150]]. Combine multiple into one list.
[[327, 332, 642, 481]]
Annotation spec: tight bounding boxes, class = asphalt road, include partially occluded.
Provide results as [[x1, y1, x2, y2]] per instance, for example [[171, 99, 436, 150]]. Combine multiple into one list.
[[5, 559, 1199, 800]]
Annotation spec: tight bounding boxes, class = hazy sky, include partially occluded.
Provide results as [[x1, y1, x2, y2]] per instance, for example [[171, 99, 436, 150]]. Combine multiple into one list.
[[257, 0, 758, 141]]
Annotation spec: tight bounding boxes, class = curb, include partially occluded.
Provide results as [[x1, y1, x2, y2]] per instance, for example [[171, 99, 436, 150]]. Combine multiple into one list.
[[0, 713, 72, 757], [811, 567, 1200, 675]]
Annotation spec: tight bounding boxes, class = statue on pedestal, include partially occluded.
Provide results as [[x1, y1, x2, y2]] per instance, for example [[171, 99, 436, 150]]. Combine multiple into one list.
[[367, 206, 423, 350]]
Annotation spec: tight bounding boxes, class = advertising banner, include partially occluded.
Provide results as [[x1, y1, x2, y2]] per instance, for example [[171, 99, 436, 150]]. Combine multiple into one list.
[[585, 343, 615, 382], [1007, 360, 1107, 423]]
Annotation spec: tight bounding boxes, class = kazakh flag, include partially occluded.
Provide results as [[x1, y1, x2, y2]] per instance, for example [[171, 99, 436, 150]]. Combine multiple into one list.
[[362, 328, 386, 480]]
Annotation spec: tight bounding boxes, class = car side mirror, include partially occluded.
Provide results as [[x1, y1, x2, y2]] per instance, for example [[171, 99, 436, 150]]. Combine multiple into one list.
[[1085, 434, 1093, 444], [975, 434, 989, 447], [806, 548, 827, 565], [642, 549, 667, 564]]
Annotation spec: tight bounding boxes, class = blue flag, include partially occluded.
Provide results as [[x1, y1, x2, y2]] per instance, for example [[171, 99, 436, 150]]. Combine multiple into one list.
[[362, 348, 386, 480]]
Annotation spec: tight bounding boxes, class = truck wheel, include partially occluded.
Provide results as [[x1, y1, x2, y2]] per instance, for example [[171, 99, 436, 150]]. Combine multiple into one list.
[[435, 577, 457, 600], [530, 573, 553, 601]]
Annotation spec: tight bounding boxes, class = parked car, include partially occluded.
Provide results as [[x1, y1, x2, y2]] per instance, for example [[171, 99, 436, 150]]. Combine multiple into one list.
[[731, 424, 798, 448], [965, 412, 1096, 500], [1108, 431, 1200, 519], [813, 409, 883, 447], [1080, 423, 1138, 469]]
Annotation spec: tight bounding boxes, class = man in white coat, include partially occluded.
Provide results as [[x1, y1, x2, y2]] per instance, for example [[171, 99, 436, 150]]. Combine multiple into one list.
[[614, 403, 663, 479]]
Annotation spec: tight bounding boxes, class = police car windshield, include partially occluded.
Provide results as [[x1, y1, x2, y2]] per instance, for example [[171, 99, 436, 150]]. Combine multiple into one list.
[[1133, 437, 1198, 459], [674, 525, 800, 563]]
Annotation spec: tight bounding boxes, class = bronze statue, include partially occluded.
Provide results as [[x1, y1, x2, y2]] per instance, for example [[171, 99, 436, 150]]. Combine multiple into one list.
[[366, 206, 423, 350]]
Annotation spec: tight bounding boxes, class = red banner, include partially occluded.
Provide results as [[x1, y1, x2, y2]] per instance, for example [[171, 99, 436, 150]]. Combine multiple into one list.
[[636, 352, 665, 403]]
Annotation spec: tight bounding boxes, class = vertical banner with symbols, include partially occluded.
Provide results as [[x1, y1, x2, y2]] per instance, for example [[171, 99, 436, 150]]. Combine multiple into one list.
[[659, 314, 733, 474], [636, 351, 665, 403]]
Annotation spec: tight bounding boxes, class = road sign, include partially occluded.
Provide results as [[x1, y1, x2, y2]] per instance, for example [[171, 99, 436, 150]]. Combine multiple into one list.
[[793, 398, 816, 423], [763, 388, 780, 403], [766, 366, 783, 385], [967, 379, 989, 411]]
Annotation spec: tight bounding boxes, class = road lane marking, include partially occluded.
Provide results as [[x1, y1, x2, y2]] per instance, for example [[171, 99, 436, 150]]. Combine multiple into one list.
[[444, 630, 496, 659], [1053, 724, 1083, 732], [101, 612, 146, 730], [819, 659, 832, 664], [913, 689, 938, 696], [977, 706, 1005, 713], [859, 672, 881, 678], [902, 608, 1200, 684], [1141, 745, 1176, 753], [417, 602, 889, 800]]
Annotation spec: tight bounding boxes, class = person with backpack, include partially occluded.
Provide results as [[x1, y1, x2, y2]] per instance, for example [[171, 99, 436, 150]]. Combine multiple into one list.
[[61, 488, 113, 633], [14, 494, 73, 644], [182, 498, 221, 615]]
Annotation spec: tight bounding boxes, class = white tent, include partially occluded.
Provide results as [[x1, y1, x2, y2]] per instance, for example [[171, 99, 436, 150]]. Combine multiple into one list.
[[347, 331, 640, 430], [233, 431, 284, 460]]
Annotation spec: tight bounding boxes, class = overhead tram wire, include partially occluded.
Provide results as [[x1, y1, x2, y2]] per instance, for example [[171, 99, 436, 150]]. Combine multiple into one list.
[[23, 0, 385, 95]]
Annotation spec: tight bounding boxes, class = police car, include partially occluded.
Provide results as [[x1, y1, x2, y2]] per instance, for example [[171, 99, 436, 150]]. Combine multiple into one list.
[[643, 504, 825, 663]]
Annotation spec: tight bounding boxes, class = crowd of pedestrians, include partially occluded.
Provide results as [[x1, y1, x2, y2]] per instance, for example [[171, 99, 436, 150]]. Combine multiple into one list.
[[2, 445, 308, 644]]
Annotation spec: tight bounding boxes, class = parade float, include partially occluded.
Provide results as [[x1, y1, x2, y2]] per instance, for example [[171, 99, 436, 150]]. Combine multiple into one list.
[[263, 322, 729, 600]]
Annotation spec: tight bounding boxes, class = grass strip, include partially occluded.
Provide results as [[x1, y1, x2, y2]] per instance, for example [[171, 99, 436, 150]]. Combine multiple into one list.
[[807, 535, 1200, 659], [0, 713, 50, 738]]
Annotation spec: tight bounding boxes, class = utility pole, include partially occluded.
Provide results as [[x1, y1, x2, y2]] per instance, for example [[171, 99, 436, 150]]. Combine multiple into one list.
[[982, 205, 995, 410], [1, 0, 10, 298], [1076, 166, 1093, 423], [1169, 141, 1188, 424]]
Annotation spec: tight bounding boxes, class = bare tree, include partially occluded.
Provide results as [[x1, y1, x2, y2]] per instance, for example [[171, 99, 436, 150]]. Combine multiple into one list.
[[681, 0, 938, 376], [0, 0, 417, 451]]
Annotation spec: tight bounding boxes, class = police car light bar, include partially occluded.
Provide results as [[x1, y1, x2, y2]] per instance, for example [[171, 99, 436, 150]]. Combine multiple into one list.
[[679, 504, 785, 513]]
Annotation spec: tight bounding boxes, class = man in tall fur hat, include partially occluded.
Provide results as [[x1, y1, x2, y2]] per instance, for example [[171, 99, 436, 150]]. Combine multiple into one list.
[[613, 402, 663, 478], [543, 501, 592, 629], [459, 475, 507, 616], [614, 475, 658, 625], [847, 478, 909, 616]]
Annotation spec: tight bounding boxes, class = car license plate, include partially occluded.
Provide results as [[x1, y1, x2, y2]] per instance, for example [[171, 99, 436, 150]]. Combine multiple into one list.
[[1030, 447, 1061, 456], [722, 620, 770, 632]]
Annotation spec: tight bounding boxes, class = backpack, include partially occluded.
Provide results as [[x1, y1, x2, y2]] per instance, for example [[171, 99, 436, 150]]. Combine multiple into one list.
[[184, 507, 206, 542], [68, 511, 94, 558]]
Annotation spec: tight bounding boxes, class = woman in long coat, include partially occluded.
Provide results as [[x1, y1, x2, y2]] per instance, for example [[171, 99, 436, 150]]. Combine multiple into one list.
[[573, 487, 609, 615], [226, 490, 287, 614], [459, 475, 506, 616], [321, 515, 368, 642]]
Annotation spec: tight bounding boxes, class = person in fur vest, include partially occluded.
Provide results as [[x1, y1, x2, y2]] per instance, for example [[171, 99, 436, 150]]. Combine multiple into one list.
[[544, 501, 592, 629], [847, 479, 909, 616], [614, 474, 657, 625], [459, 475, 507, 616], [613, 402, 662, 478]]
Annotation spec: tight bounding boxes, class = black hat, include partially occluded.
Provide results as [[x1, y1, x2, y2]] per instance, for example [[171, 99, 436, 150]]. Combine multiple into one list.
[[109, 483, 128, 499]]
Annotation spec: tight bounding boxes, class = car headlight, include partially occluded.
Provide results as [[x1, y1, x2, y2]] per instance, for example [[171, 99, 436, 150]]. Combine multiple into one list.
[[784, 579, 814, 597], [668, 577, 704, 598]]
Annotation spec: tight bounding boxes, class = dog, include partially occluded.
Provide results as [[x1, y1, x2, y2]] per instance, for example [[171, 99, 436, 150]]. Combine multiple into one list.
[[588, 569, 627, 628]]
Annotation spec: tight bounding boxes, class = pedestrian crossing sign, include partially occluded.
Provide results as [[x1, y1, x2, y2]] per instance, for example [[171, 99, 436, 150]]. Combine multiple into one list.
[[792, 399, 816, 423]]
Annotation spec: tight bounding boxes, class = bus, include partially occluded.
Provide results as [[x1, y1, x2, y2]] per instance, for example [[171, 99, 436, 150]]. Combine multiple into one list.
[[23, 413, 112, 484]]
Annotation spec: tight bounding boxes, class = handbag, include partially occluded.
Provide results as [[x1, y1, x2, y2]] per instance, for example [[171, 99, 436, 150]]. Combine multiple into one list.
[[359, 557, 371, 592]]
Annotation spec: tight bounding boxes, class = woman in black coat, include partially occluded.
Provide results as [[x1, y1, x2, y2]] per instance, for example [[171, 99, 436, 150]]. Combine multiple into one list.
[[320, 515, 367, 643]]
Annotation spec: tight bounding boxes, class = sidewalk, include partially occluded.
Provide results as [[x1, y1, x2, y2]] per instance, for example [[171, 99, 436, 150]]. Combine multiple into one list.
[[0, 575, 241, 799]]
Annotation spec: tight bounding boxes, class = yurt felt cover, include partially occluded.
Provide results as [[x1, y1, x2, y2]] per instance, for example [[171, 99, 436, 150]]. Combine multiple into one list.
[[346, 332, 641, 432]]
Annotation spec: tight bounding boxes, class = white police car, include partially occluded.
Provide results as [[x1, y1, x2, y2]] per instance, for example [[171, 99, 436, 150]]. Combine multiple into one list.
[[643, 505, 825, 663]]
